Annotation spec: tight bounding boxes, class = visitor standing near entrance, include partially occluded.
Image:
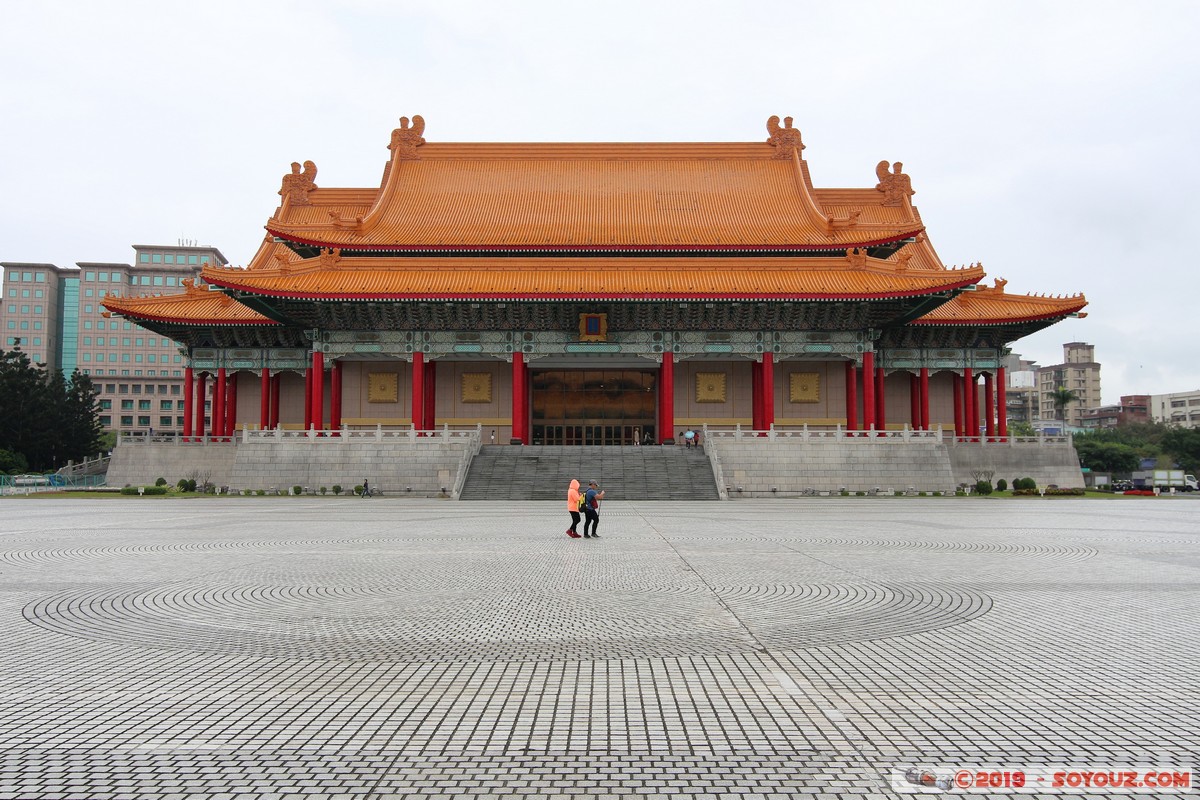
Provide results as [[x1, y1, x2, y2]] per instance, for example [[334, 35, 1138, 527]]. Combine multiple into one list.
[[565, 479, 583, 538], [583, 480, 605, 538]]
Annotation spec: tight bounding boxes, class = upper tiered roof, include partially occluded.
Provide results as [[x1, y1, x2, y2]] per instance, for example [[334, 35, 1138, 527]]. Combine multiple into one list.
[[265, 115, 924, 254], [101, 115, 1087, 346]]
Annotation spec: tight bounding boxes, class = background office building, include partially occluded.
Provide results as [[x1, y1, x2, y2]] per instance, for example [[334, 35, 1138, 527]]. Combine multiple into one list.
[[1, 244, 227, 437]]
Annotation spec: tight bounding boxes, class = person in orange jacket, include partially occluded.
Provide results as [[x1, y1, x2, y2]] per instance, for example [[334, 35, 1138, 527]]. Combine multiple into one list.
[[565, 478, 583, 538]]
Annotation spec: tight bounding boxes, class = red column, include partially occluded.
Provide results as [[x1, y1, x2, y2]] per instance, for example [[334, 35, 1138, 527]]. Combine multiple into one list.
[[259, 369, 270, 431], [312, 351, 325, 432], [953, 373, 963, 438], [225, 375, 237, 437], [330, 361, 342, 433], [750, 361, 762, 431], [303, 368, 312, 431], [920, 367, 930, 431], [963, 367, 975, 441], [984, 372, 996, 439], [845, 361, 858, 433], [184, 367, 194, 441], [212, 368, 226, 438], [660, 351, 674, 443], [423, 360, 436, 431], [411, 351, 425, 433], [762, 352, 775, 430], [875, 366, 886, 433], [862, 351, 876, 433], [195, 372, 208, 439], [997, 366, 1008, 438], [270, 374, 281, 430], [908, 372, 917, 430], [510, 352, 525, 444]]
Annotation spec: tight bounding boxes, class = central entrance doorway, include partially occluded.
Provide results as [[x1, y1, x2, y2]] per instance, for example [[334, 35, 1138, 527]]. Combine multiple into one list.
[[531, 369, 657, 445]]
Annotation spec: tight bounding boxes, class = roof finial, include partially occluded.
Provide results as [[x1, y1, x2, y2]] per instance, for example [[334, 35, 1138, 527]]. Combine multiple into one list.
[[279, 160, 318, 205], [766, 115, 804, 159], [390, 115, 426, 159], [875, 161, 914, 206]]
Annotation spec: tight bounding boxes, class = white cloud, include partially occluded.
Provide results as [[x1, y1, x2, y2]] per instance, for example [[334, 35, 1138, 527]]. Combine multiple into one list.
[[4, 0, 1199, 400]]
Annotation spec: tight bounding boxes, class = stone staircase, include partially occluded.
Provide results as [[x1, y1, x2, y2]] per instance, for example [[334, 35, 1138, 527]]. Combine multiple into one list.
[[459, 445, 720, 500]]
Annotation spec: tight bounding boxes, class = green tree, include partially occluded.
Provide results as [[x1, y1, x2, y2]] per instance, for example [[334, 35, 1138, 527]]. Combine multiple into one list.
[[1049, 386, 1079, 421], [1009, 421, 1036, 437], [1161, 427, 1200, 475], [0, 348, 103, 471], [1075, 439, 1140, 474], [0, 448, 28, 474]]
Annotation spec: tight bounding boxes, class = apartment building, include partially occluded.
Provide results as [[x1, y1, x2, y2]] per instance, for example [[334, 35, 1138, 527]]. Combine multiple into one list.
[[1149, 390, 1200, 429], [1036, 342, 1101, 430], [1081, 395, 1150, 430], [1, 244, 227, 437], [1003, 353, 1040, 425]]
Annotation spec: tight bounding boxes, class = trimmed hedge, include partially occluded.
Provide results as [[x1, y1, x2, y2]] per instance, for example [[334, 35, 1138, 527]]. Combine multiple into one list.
[[120, 486, 168, 495]]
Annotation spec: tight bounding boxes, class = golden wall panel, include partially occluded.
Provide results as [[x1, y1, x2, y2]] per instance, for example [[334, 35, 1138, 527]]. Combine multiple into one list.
[[696, 372, 727, 403], [367, 372, 399, 404], [789, 372, 820, 403], [461, 372, 493, 403]]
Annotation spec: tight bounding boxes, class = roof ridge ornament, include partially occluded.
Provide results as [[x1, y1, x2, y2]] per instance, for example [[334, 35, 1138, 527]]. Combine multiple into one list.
[[280, 160, 318, 205], [766, 115, 804, 159], [390, 115, 426, 160], [845, 247, 868, 268], [828, 209, 862, 230], [318, 248, 342, 269], [875, 161, 914, 207]]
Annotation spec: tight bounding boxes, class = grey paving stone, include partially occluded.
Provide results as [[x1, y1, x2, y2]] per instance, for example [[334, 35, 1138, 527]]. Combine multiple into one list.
[[0, 499, 1196, 798]]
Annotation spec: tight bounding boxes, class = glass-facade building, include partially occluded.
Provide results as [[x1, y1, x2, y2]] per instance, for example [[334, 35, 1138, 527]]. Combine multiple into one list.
[[0, 244, 227, 437]]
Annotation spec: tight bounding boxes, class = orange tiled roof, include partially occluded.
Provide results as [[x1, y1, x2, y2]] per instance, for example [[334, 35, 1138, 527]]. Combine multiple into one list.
[[101, 281, 277, 326], [913, 279, 1087, 325], [264, 121, 925, 251], [201, 255, 983, 301]]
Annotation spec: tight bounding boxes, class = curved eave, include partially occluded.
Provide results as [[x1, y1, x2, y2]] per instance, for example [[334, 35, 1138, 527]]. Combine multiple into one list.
[[112, 314, 281, 328], [100, 297, 280, 328], [911, 304, 1087, 326], [264, 227, 925, 254], [204, 275, 982, 304]]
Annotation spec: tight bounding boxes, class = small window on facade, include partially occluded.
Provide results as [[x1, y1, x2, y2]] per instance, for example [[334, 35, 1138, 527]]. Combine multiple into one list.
[[139, 254, 150, 263], [98, 272, 108, 282], [152, 254, 162, 263], [85, 271, 96, 281]]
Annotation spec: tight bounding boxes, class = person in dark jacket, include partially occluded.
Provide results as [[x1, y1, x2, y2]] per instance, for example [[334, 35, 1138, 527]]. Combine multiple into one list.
[[582, 480, 605, 538]]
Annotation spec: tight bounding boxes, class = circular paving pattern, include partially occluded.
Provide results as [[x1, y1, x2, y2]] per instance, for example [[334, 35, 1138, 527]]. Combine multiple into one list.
[[22, 576, 992, 662]]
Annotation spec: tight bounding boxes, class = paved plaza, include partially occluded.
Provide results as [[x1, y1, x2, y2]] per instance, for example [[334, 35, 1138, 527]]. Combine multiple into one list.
[[0, 497, 1197, 798]]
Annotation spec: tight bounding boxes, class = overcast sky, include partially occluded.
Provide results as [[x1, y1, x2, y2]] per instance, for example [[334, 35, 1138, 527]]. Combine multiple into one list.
[[3, 1, 1197, 404]]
